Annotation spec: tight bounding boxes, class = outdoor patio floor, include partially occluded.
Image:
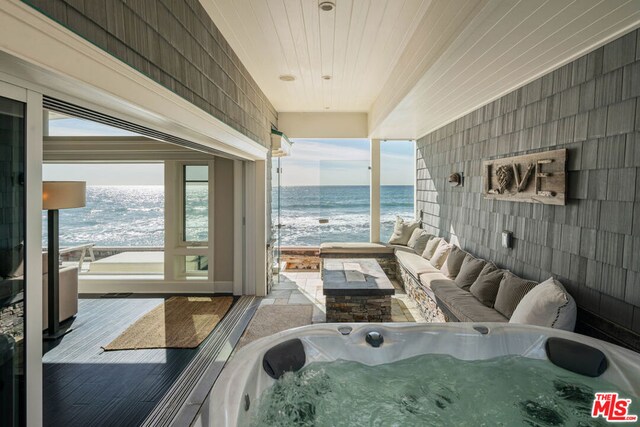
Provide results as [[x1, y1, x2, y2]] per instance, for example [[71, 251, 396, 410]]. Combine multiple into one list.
[[262, 271, 426, 323]]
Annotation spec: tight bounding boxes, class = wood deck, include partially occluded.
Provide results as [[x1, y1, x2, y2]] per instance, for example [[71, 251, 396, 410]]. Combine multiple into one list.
[[43, 296, 225, 427]]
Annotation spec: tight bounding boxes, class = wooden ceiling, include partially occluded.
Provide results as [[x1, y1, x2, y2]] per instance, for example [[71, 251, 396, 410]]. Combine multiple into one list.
[[201, 0, 640, 139], [200, 0, 431, 112]]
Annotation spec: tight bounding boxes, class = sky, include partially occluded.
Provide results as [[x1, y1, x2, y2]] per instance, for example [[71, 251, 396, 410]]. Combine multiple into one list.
[[280, 139, 414, 186], [43, 118, 415, 186]]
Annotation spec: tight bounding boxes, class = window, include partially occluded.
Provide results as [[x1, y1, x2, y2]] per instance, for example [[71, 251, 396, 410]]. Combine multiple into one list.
[[183, 165, 208, 243], [380, 140, 416, 241]]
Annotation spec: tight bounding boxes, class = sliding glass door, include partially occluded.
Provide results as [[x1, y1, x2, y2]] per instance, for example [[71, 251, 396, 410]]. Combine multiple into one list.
[[0, 94, 26, 426]]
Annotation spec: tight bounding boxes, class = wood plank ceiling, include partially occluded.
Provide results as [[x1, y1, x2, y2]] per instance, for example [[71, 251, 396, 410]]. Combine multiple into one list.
[[201, 0, 640, 139], [200, 0, 431, 112]]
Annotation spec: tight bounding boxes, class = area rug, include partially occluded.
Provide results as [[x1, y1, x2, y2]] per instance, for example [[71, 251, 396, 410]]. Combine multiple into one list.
[[236, 304, 313, 349], [103, 296, 233, 350]]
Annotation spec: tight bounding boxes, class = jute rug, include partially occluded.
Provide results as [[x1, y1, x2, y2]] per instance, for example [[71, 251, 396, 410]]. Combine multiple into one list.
[[236, 304, 313, 349], [103, 296, 233, 351]]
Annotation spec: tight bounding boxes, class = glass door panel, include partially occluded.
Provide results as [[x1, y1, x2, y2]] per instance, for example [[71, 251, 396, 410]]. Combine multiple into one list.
[[271, 157, 281, 276], [0, 95, 26, 427]]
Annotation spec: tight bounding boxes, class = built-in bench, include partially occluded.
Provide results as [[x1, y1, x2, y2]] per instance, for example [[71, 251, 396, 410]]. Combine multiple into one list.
[[320, 237, 575, 330]]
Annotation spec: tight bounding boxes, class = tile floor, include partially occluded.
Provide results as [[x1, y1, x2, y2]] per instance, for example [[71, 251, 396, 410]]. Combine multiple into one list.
[[261, 271, 426, 323]]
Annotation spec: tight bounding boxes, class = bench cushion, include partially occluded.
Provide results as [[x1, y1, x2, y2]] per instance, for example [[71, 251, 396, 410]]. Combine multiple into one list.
[[417, 272, 449, 301], [431, 280, 508, 323], [319, 242, 395, 255], [396, 251, 440, 277]]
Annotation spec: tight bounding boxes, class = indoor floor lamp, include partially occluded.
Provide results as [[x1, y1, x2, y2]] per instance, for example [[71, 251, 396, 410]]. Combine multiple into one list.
[[43, 181, 86, 340]]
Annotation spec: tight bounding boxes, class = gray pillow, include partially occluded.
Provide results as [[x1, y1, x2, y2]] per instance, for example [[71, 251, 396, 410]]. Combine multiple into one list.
[[407, 229, 432, 255], [469, 263, 504, 307], [440, 246, 466, 279], [494, 272, 538, 319], [388, 217, 419, 245], [454, 254, 487, 290]]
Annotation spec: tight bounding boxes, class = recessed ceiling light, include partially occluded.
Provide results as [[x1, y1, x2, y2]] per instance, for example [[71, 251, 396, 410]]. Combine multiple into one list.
[[322, 75, 332, 80], [324, 107, 330, 110], [319, 1, 335, 12], [279, 75, 296, 82]]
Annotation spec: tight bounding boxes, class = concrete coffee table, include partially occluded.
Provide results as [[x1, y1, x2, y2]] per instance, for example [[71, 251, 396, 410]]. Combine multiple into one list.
[[322, 258, 395, 322]]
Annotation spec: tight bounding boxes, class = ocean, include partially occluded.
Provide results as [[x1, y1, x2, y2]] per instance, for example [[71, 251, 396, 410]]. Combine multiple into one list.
[[274, 185, 414, 246], [46, 185, 414, 247]]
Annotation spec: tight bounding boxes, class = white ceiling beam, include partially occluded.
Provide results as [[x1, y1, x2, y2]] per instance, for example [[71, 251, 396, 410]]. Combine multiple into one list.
[[278, 112, 368, 138], [43, 136, 218, 162]]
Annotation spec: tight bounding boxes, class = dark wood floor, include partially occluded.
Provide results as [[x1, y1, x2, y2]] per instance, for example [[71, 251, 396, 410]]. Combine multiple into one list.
[[43, 297, 206, 427]]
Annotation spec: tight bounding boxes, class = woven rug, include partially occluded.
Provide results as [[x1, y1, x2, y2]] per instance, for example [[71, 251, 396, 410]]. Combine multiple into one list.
[[103, 296, 233, 351], [236, 304, 313, 349]]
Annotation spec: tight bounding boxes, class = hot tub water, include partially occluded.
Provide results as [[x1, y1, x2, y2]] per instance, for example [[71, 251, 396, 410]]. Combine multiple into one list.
[[248, 354, 637, 426]]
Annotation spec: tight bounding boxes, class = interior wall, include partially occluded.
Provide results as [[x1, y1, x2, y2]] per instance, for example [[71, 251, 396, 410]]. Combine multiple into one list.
[[416, 29, 640, 348], [22, 0, 277, 148], [214, 157, 234, 283]]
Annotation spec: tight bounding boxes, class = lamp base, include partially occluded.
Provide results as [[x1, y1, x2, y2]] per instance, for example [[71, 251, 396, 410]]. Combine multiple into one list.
[[43, 327, 73, 341]]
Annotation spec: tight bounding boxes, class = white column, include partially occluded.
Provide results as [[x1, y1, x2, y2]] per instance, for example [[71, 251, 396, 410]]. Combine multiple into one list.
[[370, 139, 381, 243], [164, 161, 178, 281], [244, 160, 267, 296], [26, 90, 44, 427], [254, 160, 267, 296], [233, 160, 244, 296]]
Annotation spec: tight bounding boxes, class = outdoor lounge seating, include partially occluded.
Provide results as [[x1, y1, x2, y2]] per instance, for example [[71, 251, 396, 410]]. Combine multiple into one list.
[[320, 227, 577, 330]]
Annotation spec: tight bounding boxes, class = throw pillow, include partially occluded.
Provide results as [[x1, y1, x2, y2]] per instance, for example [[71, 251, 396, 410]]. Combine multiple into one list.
[[510, 277, 577, 331], [429, 240, 452, 269], [454, 254, 487, 291], [407, 229, 432, 255], [494, 272, 538, 319], [469, 263, 504, 307], [422, 237, 442, 260], [440, 246, 466, 279], [388, 216, 419, 245]]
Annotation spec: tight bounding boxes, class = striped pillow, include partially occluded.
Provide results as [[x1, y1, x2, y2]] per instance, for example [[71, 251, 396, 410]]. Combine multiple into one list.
[[494, 272, 538, 319]]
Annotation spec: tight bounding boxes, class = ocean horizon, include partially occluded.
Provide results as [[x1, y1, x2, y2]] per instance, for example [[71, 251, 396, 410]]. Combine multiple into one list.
[[47, 184, 414, 247]]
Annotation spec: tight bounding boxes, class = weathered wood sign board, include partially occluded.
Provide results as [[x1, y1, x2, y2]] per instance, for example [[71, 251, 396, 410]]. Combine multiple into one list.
[[483, 149, 566, 205]]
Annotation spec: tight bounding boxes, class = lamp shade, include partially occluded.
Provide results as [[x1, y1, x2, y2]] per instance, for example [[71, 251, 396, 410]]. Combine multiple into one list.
[[43, 181, 86, 210]]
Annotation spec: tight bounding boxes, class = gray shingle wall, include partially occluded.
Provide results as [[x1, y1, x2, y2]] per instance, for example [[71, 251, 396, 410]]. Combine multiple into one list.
[[23, 0, 277, 147], [416, 29, 640, 338]]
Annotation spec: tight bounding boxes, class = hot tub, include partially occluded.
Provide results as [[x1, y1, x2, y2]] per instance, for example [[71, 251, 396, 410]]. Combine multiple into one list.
[[198, 323, 640, 426]]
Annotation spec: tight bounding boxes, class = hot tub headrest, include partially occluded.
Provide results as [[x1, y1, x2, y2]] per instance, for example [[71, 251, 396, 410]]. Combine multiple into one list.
[[263, 338, 306, 379], [545, 337, 608, 377]]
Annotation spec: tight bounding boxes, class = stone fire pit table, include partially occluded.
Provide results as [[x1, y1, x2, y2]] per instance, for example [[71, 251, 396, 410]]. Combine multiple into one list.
[[322, 258, 395, 322]]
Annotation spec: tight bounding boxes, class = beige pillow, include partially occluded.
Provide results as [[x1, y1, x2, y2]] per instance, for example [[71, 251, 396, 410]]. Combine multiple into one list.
[[494, 272, 538, 319], [388, 217, 419, 245], [510, 277, 576, 331], [454, 255, 487, 291], [469, 263, 504, 307], [440, 246, 466, 279], [429, 240, 452, 269], [407, 229, 432, 255], [422, 237, 442, 260]]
